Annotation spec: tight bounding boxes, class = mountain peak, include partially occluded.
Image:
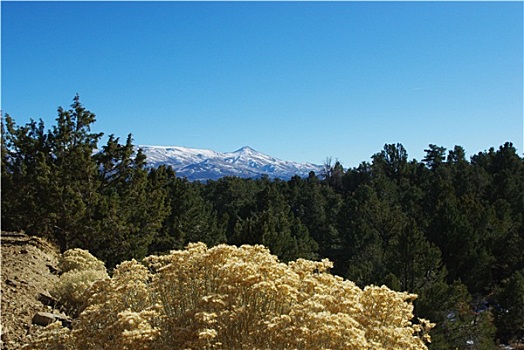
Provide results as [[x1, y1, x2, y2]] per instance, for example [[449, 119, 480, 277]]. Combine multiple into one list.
[[139, 145, 323, 181], [234, 146, 257, 154]]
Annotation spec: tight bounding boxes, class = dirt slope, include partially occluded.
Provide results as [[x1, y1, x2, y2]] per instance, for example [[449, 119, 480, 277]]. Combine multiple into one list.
[[1, 232, 61, 349]]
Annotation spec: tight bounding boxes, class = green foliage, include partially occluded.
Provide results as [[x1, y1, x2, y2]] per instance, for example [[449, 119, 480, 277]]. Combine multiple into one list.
[[427, 281, 497, 350], [494, 270, 524, 344], [288, 175, 343, 269], [229, 181, 318, 261], [1, 96, 103, 250], [92, 135, 170, 267], [1, 96, 170, 268], [319, 142, 521, 347], [149, 177, 227, 254]]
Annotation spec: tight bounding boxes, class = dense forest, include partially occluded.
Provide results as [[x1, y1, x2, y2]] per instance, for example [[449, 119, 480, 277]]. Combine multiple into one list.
[[2, 97, 523, 348]]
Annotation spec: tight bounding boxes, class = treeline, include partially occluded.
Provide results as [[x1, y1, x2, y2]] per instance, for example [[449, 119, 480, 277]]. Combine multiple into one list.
[[2, 97, 523, 348]]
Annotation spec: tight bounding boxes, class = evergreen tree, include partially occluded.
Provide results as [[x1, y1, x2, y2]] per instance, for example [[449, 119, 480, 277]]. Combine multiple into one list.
[[202, 176, 261, 237], [387, 219, 446, 293], [149, 177, 227, 254], [2, 96, 169, 268], [482, 143, 524, 283], [374, 143, 409, 183], [287, 175, 343, 268], [2, 96, 103, 250], [423, 144, 447, 169], [428, 281, 496, 350], [2, 115, 51, 233], [46, 96, 104, 251], [93, 135, 170, 267], [260, 182, 318, 261], [322, 157, 345, 193], [494, 270, 524, 344], [339, 184, 403, 286]]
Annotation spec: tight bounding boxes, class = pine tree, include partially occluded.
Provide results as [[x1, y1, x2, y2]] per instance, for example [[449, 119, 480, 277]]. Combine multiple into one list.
[[149, 177, 227, 254], [93, 134, 170, 267], [494, 270, 524, 344], [287, 175, 342, 268], [1, 96, 103, 250], [428, 281, 496, 350], [2, 96, 170, 268], [387, 219, 446, 293], [45, 96, 104, 251], [1, 115, 49, 232], [340, 184, 403, 286], [202, 176, 260, 237]]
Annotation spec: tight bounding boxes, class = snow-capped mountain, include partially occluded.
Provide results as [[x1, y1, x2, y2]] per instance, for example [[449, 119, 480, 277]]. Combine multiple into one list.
[[140, 145, 324, 181]]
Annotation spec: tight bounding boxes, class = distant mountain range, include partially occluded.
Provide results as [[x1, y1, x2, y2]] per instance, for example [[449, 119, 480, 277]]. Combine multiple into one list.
[[140, 145, 324, 181]]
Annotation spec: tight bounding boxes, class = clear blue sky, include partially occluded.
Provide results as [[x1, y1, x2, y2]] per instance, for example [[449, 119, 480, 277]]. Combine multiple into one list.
[[2, 1, 522, 167]]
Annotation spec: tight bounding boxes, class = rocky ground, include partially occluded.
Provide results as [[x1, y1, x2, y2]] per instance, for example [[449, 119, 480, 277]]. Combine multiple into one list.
[[1, 231, 64, 349]]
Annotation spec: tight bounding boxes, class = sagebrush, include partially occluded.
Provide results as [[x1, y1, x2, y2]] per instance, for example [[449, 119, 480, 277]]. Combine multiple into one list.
[[26, 243, 433, 349], [50, 248, 108, 316]]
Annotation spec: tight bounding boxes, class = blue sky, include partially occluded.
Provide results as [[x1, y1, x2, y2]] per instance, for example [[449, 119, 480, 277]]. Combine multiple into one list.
[[2, 1, 522, 167]]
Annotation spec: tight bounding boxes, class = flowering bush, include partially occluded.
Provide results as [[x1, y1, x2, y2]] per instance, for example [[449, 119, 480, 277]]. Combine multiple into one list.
[[51, 248, 108, 316], [26, 243, 433, 349], [58, 248, 107, 273]]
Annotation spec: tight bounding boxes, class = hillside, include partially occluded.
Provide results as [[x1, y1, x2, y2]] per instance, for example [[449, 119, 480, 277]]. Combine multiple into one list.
[[0, 232, 62, 349]]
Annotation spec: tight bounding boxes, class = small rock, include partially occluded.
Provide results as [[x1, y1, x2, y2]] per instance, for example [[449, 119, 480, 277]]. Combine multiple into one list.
[[32, 312, 72, 329], [38, 292, 59, 308], [5, 279, 16, 287], [32, 312, 59, 326]]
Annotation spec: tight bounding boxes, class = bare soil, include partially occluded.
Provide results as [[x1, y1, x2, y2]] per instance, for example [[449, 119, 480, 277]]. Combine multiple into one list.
[[1, 231, 61, 349]]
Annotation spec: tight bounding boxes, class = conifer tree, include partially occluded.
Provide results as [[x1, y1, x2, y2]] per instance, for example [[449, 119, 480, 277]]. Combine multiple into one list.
[[287, 175, 342, 268], [1, 115, 49, 232], [149, 177, 226, 254], [428, 281, 496, 350], [45, 96, 104, 251], [2, 96, 169, 268], [494, 270, 524, 344], [93, 134, 170, 267], [229, 181, 318, 262], [2, 96, 103, 250]]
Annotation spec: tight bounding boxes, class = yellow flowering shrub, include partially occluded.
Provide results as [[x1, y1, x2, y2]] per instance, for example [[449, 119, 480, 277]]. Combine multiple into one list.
[[26, 243, 433, 349], [51, 248, 109, 316], [23, 321, 73, 350], [58, 248, 107, 273]]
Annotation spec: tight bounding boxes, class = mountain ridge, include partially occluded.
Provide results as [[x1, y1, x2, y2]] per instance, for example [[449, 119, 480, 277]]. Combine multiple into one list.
[[139, 145, 324, 181]]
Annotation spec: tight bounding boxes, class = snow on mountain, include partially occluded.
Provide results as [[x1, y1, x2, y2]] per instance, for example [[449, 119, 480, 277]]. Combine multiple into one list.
[[139, 145, 324, 181]]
